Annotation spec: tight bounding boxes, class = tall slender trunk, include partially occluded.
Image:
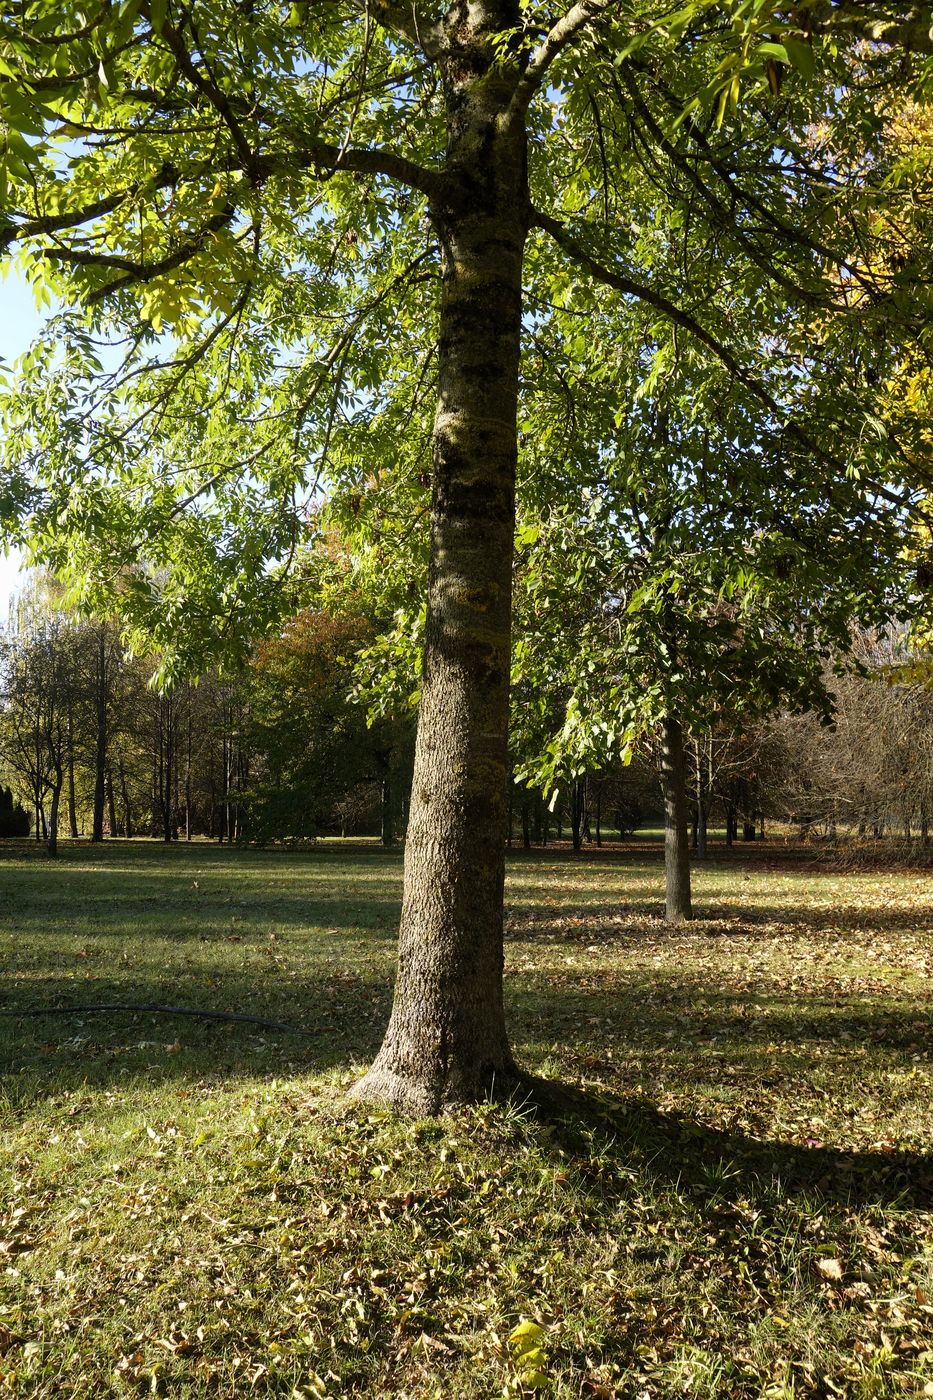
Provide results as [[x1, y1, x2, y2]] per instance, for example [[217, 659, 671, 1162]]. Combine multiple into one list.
[[162, 696, 174, 843], [380, 753, 394, 848], [352, 54, 527, 1113], [119, 759, 133, 839], [697, 798, 708, 861], [659, 716, 692, 923], [694, 744, 708, 860], [48, 775, 62, 856], [107, 768, 118, 838], [185, 702, 193, 841], [66, 706, 79, 839], [570, 776, 585, 851], [92, 633, 107, 842]]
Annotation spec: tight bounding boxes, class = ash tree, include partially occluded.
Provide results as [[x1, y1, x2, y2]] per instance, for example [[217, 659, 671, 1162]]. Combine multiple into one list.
[[2, 1, 932, 1111]]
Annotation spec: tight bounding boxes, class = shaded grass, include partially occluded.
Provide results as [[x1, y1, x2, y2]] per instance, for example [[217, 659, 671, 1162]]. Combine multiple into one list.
[[1, 840, 931, 1398]]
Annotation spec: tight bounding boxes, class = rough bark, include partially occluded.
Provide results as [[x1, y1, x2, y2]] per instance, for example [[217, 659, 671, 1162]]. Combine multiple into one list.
[[351, 25, 527, 1113], [659, 715, 692, 923]]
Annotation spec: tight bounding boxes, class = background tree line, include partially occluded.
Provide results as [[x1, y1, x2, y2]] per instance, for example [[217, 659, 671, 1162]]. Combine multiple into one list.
[[0, 582, 415, 853], [3, 579, 930, 864]]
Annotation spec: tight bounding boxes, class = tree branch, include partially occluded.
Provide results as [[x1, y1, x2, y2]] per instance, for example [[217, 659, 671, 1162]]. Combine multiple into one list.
[[809, 3, 933, 54], [364, 0, 444, 57], [532, 205, 928, 521], [510, 0, 615, 118], [532, 204, 785, 415], [0, 165, 178, 254]]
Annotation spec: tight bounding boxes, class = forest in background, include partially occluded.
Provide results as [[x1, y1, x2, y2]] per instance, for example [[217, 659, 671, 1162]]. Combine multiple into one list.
[[2, 578, 931, 861]]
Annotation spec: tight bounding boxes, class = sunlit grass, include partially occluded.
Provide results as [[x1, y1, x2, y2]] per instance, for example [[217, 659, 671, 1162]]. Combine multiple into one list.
[[1, 840, 931, 1397]]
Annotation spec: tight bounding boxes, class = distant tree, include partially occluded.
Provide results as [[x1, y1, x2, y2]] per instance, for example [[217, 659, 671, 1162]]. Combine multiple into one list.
[[0, 592, 82, 854], [0, 785, 30, 838]]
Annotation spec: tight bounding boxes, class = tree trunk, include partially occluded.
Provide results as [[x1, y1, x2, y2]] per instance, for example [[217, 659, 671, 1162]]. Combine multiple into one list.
[[351, 67, 527, 1113], [521, 797, 531, 851], [381, 769, 394, 848], [66, 710, 79, 840], [48, 779, 62, 856], [185, 703, 193, 842], [659, 716, 692, 923], [107, 768, 118, 838], [570, 776, 585, 851], [697, 796, 708, 861], [92, 633, 107, 842], [119, 760, 133, 839], [163, 695, 174, 843]]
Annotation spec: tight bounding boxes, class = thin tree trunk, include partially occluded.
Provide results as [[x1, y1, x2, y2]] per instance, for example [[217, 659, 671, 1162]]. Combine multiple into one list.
[[570, 776, 585, 851], [352, 82, 526, 1112], [163, 697, 173, 844], [185, 702, 193, 842], [48, 778, 62, 856], [694, 745, 708, 859], [66, 707, 79, 840], [107, 768, 118, 838], [119, 760, 133, 839], [697, 797, 708, 861], [92, 633, 107, 842], [659, 716, 692, 923]]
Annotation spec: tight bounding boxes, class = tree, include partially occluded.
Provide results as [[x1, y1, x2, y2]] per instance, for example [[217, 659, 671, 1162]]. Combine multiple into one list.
[[248, 606, 413, 841], [0, 784, 30, 837], [0, 592, 81, 854], [3, 2, 933, 1108]]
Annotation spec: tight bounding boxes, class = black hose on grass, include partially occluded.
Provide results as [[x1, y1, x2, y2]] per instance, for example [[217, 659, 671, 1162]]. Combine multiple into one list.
[[0, 1004, 308, 1035]]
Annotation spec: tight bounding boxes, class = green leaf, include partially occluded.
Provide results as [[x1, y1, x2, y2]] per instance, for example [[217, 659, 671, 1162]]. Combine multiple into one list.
[[784, 37, 815, 79]]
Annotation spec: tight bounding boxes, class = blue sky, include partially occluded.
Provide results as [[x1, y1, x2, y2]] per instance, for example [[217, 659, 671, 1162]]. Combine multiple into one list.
[[0, 269, 51, 607]]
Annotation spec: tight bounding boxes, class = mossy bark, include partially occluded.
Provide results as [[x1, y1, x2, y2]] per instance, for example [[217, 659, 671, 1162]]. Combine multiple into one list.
[[352, 12, 527, 1114]]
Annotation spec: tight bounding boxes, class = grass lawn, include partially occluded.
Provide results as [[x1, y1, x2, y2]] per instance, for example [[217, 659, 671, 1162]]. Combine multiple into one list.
[[0, 839, 931, 1398]]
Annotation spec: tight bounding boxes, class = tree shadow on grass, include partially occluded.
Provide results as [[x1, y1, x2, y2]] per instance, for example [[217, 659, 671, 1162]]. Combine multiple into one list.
[[523, 1077, 933, 1211], [507, 901, 933, 942]]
